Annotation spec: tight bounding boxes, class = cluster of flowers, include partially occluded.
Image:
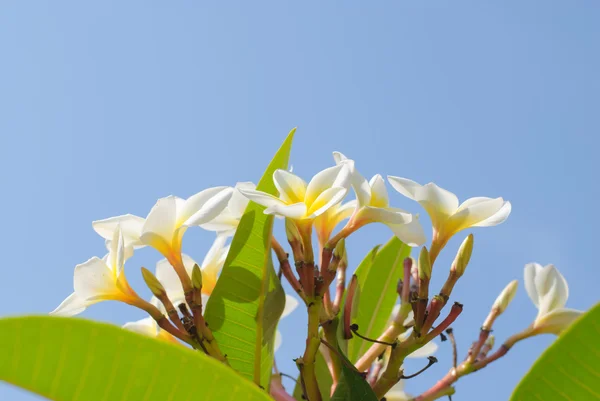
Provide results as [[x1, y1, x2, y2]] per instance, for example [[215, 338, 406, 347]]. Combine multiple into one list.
[[51, 149, 582, 401]]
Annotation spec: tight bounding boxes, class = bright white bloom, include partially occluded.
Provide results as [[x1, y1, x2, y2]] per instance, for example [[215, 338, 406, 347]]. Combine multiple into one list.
[[123, 316, 179, 344], [387, 176, 511, 258], [323, 152, 425, 247], [524, 263, 583, 335], [140, 187, 233, 263], [201, 182, 256, 237], [274, 295, 300, 352], [51, 227, 139, 316], [238, 164, 351, 220], [313, 200, 357, 246], [154, 235, 230, 307], [92, 214, 145, 249], [385, 380, 412, 401]]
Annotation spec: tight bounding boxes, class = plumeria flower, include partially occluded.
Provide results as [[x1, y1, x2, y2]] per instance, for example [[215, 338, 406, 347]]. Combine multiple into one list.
[[320, 152, 425, 247], [123, 316, 179, 344], [524, 263, 583, 335], [140, 187, 233, 267], [238, 164, 352, 221], [51, 227, 141, 316], [92, 214, 145, 249], [313, 200, 357, 248], [274, 295, 300, 352], [154, 235, 230, 307], [200, 182, 256, 237], [387, 176, 511, 261]]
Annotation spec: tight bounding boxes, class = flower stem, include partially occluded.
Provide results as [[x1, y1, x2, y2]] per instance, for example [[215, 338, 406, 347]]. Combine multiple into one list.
[[302, 297, 323, 401]]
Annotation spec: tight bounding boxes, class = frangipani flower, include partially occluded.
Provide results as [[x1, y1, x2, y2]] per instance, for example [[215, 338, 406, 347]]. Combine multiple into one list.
[[274, 295, 300, 352], [524, 263, 583, 335], [238, 164, 351, 221], [141, 187, 233, 265], [123, 316, 179, 344], [387, 176, 511, 260], [92, 214, 145, 249], [201, 182, 256, 237], [154, 235, 229, 306], [323, 152, 425, 247], [314, 200, 356, 247], [51, 227, 140, 316]]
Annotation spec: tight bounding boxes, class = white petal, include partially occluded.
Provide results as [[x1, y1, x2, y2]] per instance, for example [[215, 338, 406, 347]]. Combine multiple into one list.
[[368, 175, 389, 208], [123, 317, 159, 337], [199, 210, 239, 232], [306, 187, 348, 217], [92, 214, 145, 247], [141, 196, 178, 245], [332, 151, 349, 164], [273, 170, 307, 204], [387, 176, 423, 201], [281, 295, 299, 319], [524, 263, 543, 307], [108, 226, 126, 276], [201, 235, 228, 270], [305, 164, 351, 206], [156, 258, 186, 300], [238, 188, 289, 210], [73, 257, 119, 301], [355, 206, 413, 226], [534, 308, 583, 335], [181, 253, 200, 276], [416, 183, 459, 227], [449, 197, 505, 231], [182, 187, 234, 227], [386, 379, 412, 401], [407, 341, 438, 358], [333, 152, 371, 207], [386, 216, 426, 247], [50, 293, 91, 316], [473, 201, 511, 227], [264, 202, 307, 219], [274, 330, 282, 352], [535, 265, 568, 310], [229, 182, 255, 217]]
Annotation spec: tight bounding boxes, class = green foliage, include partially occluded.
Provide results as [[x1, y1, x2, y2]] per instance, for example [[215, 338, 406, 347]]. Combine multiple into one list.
[[0, 316, 272, 401], [204, 128, 295, 388], [331, 346, 378, 401], [292, 350, 333, 401], [510, 303, 600, 401], [347, 237, 410, 363]]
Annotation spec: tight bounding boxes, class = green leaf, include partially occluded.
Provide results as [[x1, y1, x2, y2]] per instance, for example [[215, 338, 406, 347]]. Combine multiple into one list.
[[292, 350, 333, 401], [347, 237, 411, 363], [0, 316, 272, 401], [204, 128, 295, 388], [510, 304, 600, 401], [331, 346, 378, 401]]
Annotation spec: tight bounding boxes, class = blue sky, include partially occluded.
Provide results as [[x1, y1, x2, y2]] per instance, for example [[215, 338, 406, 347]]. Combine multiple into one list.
[[1, 1, 599, 400]]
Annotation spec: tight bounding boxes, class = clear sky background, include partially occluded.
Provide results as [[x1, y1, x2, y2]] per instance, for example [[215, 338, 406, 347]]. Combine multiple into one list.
[[1, 2, 599, 400]]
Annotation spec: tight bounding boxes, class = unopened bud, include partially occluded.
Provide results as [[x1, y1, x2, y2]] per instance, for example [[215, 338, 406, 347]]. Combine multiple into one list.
[[285, 218, 302, 244], [418, 247, 432, 280], [334, 239, 347, 268], [192, 264, 203, 289], [451, 234, 474, 277], [141, 267, 165, 297], [492, 280, 518, 313]]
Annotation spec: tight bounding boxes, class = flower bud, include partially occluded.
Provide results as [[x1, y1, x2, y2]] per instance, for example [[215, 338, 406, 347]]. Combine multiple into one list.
[[192, 264, 203, 290], [285, 218, 302, 244], [418, 247, 432, 280], [141, 267, 165, 297], [492, 280, 518, 313], [451, 234, 474, 277], [334, 239, 347, 268]]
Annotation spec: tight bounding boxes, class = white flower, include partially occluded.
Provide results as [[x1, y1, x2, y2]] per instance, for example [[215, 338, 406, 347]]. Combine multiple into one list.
[[274, 295, 300, 352], [314, 201, 357, 246], [238, 165, 351, 220], [385, 380, 412, 401], [200, 182, 256, 237], [92, 214, 145, 249], [154, 235, 230, 308], [122, 316, 179, 344], [140, 187, 233, 263], [51, 227, 139, 316], [323, 152, 425, 247], [387, 176, 511, 260], [524, 263, 583, 335]]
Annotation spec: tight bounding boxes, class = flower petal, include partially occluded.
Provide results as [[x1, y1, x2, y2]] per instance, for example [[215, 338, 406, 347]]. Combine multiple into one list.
[[524, 262, 543, 307], [123, 317, 159, 337], [388, 176, 425, 200], [274, 330, 282, 352], [73, 257, 119, 301], [305, 164, 351, 207], [92, 214, 145, 247], [386, 215, 426, 247], [50, 293, 91, 316], [282, 295, 299, 319], [333, 152, 371, 207], [229, 182, 255, 217], [536, 266, 569, 314], [201, 235, 229, 272], [355, 206, 413, 226], [306, 187, 348, 217], [182, 187, 234, 227], [385, 380, 412, 401], [238, 188, 290, 210], [264, 202, 307, 219], [156, 258, 186, 302], [415, 183, 459, 229], [369, 175, 389, 208], [273, 170, 307, 204], [472, 201, 511, 227], [534, 308, 583, 335], [141, 196, 179, 245]]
